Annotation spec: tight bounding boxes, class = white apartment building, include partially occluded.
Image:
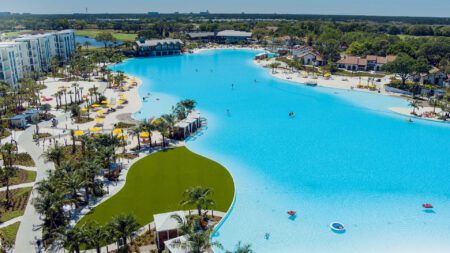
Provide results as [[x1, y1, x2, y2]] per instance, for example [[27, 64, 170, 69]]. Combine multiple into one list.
[[0, 30, 76, 87], [0, 42, 24, 88]]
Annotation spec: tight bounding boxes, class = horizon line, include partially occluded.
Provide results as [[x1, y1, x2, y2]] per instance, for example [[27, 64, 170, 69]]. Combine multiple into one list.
[[2, 12, 449, 19]]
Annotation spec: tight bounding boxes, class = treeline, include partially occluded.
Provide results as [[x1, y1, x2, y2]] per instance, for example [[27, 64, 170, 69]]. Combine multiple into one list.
[[1, 14, 450, 37], [1, 13, 450, 25]]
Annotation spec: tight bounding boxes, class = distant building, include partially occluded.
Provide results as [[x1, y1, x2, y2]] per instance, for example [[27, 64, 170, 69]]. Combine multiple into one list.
[[338, 55, 396, 71], [216, 30, 252, 44], [292, 46, 325, 66], [186, 32, 215, 43], [199, 10, 209, 15], [414, 67, 448, 86], [135, 38, 183, 56], [147, 12, 159, 16], [0, 12, 11, 17], [0, 42, 24, 88], [0, 30, 76, 87]]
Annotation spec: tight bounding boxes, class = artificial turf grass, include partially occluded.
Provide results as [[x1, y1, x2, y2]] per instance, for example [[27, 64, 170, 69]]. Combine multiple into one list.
[[77, 146, 235, 227]]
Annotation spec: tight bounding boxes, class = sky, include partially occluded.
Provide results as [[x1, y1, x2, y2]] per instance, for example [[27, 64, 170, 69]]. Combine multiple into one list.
[[1, 0, 450, 17]]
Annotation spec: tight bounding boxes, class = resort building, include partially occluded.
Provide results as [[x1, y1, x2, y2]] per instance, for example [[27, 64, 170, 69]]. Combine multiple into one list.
[[0, 30, 76, 87], [216, 30, 252, 44], [135, 38, 183, 56], [186, 32, 216, 43], [164, 236, 189, 253], [414, 67, 448, 86], [173, 111, 202, 140], [154, 211, 186, 250], [292, 46, 325, 66], [338, 55, 397, 71], [0, 42, 24, 88]]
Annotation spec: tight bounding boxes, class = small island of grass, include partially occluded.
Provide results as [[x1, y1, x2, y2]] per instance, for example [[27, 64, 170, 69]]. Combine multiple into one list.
[[76, 146, 234, 227]]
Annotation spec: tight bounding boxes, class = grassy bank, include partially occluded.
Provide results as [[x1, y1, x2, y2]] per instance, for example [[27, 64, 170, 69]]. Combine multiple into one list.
[[77, 147, 234, 227], [75, 29, 137, 42]]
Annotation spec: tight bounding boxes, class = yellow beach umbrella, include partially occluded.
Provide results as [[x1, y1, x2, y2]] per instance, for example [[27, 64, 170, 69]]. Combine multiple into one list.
[[96, 109, 107, 114], [116, 134, 128, 140], [112, 128, 123, 135], [107, 104, 115, 109], [91, 104, 100, 108], [89, 127, 101, 132], [140, 131, 151, 138], [324, 73, 331, 77], [117, 100, 125, 105], [80, 108, 88, 112], [74, 130, 84, 136], [94, 117, 104, 123]]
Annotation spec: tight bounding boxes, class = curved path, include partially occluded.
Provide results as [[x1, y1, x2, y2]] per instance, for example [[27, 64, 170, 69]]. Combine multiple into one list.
[[14, 112, 67, 253]]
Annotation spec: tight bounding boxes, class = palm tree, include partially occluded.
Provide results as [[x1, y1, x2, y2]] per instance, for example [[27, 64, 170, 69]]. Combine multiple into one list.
[[57, 226, 85, 253], [268, 62, 281, 74], [409, 98, 422, 115], [171, 217, 222, 253], [180, 186, 215, 216], [72, 83, 79, 103], [82, 221, 106, 253], [61, 173, 85, 208], [130, 126, 142, 150], [226, 241, 253, 253], [42, 143, 65, 167], [0, 165, 16, 208], [107, 213, 139, 250], [429, 98, 439, 114], [70, 129, 77, 154], [0, 143, 17, 207]]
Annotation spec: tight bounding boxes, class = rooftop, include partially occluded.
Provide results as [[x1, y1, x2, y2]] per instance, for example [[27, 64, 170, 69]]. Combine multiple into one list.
[[164, 235, 189, 253], [153, 211, 186, 232], [338, 55, 397, 66], [216, 30, 252, 37], [136, 38, 183, 47], [187, 32, 215, 38]]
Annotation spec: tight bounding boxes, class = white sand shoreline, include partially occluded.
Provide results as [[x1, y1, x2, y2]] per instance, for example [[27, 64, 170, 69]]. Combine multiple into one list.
[[389, 107, 449, 123]]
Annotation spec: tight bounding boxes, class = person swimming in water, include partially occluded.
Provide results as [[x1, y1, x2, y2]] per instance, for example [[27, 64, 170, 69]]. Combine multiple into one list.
[[265, 233, 270, 240], [289, 112, 295, 117]]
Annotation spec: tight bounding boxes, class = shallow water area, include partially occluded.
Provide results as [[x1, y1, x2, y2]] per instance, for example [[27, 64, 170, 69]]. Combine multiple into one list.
[[111, 49, 450, 253]]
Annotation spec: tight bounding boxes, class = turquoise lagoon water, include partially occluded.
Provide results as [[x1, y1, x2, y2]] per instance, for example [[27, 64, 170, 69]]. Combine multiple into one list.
[[111, 49, 450, 253]]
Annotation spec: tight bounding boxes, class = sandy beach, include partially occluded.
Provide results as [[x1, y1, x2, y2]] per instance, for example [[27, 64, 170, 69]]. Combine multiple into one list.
[[389, 106, 448, 123]]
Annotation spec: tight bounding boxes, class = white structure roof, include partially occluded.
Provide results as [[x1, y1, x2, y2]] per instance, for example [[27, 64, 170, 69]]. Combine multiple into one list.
[[188, 32, 215, 38], [217, 30, 252, 37], [164, 235, 189, 253], [136, 39, 183, 47], [154, 211, 186, 232], [174, 121, 190, 128]]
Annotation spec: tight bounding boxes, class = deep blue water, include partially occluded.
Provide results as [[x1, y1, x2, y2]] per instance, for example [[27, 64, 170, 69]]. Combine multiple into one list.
[[75, 35, 123, 48], [112, 49, 450, 253]]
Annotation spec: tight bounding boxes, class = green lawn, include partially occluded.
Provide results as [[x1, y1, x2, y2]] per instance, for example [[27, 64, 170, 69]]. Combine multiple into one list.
[[77, 147, 235, 227], [0, 210, 24, 223], [75, 29, 137, 42], [2, 30, 33, 38], [0, 222, 20, 244]]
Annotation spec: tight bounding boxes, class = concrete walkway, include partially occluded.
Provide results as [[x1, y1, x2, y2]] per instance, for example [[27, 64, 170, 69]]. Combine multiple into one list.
[[14, 81, 108, 253], [0, 182, 34, 192], [14, 112, 68, 253], [0, 216, 23, 229]]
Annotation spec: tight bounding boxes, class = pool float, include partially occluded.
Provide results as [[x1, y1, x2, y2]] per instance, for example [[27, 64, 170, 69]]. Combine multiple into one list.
[[422, 203, 433, 209], [330, 222, 345, 232], [287, 211, 296, 216]]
